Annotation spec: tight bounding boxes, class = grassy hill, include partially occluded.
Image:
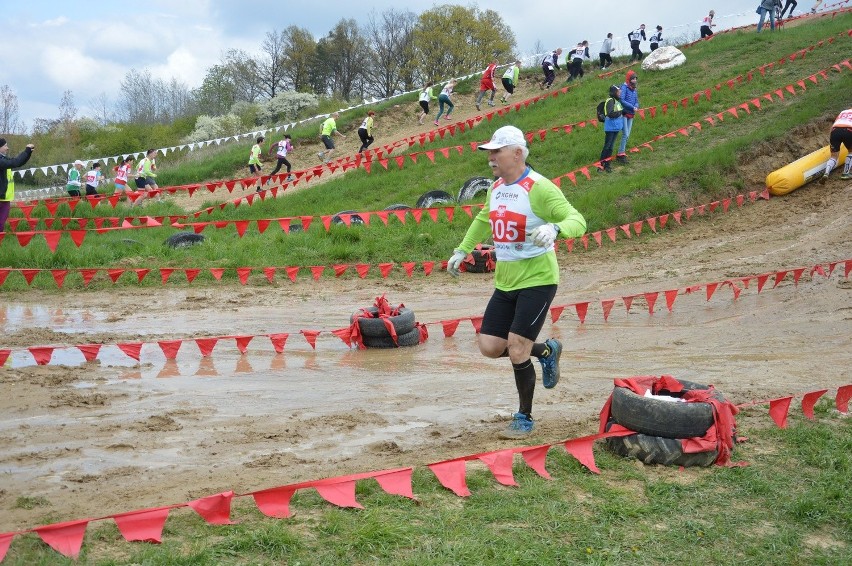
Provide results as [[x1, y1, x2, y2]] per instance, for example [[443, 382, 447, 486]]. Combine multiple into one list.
[[2, 13, 850, 289]]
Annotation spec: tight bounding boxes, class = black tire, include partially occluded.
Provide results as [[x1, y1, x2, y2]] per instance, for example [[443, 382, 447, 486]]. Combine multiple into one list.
[[384, 204, 412, 211], [287, 223, 303, 233], [362, 327, 422, 349], [458, 177, 493, 202], [350, 306, 416, 337], [331, 210, 365, 225], [415, 190, 454, 209], [464, 245, 495, 274], [610, 379, 727, 439], [606, 432, 719, 467], [164, 232, 205, 248]]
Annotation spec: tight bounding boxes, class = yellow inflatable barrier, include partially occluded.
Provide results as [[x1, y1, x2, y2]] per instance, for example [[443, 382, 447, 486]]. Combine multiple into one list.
[[766, 145, 849, 196]]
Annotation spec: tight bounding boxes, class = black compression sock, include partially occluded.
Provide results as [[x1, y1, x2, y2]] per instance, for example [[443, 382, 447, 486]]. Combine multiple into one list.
[[512, 360, 536, 416]]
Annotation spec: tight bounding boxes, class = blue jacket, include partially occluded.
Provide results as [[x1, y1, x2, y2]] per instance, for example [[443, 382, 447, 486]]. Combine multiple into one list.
[[604, 98, 624, 132], [620, 84, 639, 118]]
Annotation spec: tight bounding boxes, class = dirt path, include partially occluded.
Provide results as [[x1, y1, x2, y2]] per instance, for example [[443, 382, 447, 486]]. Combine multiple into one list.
[[1, 164, 850, 531]]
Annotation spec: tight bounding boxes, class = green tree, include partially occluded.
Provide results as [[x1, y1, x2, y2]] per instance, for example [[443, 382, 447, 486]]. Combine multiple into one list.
[[412, 5, 516, 83], [281, 26, 318, 92], [315, 19, 369, 100]]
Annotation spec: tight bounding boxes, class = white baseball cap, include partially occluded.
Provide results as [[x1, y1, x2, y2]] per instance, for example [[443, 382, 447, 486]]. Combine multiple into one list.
[[478, 126, 527, 150]]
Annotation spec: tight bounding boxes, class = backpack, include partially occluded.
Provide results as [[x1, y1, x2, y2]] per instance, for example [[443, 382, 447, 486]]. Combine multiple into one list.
[[596, 100, 607, 122]]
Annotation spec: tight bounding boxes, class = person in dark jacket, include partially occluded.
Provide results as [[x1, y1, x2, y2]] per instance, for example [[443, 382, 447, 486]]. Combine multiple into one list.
[[566, 41, 590, 82], [599, 85, 624, 172], [0, 138, 35, 233], [628, 24, 646, 62]]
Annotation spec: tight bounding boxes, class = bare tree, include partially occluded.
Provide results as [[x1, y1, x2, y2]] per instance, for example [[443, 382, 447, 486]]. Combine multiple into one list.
[[0, 85, 24, 134], [363, 8, 417, 98], [116, 68, 195, 124], [89, 92, 114, 125], [59, 90, 78, 123], [257, 29, 289, 98], [220, 49, 265, 103]]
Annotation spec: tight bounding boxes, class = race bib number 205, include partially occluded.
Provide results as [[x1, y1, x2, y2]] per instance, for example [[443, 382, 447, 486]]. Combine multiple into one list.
[[489, 209, 527, 243]]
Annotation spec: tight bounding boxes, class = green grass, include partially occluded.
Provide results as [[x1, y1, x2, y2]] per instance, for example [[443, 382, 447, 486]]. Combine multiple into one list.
[[3, 402, 849, 565]]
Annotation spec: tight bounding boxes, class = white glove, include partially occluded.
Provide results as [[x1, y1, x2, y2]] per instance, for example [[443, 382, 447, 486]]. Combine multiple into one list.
[[531, 224, 559, 248], [447, 249, 467, 277]]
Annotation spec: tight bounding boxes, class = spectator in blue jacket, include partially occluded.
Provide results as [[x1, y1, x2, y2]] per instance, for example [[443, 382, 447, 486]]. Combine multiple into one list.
[[600, 85, 624, 173], [617, 70, 640, 163]]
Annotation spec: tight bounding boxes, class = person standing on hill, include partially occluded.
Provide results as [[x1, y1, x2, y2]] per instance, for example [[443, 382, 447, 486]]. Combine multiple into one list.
[[818, 108, 852, 183], [628, 24, 646, 62], [599, 33, 615, 69], [317, 113, 345, 163], [66, 159, 84, 197], [700, 10, 717, 38], [267, 134, 294, 183], [649, 26, 663, 51], [617, 70, 640, 163], [566, 41, 590, 82], [0, 138, 35, 233], [446, 125, 587, 439], [599, 85, 624, 173], [757, 0, 782, 32], [418, 82, 437, 125], [475, 57, 499, 111], [539, 48, 562, 89], [779, 0, 797, 18], [434, 80, 456, 125], [500, 60, 521, 104], [357, 111, 376, 153]]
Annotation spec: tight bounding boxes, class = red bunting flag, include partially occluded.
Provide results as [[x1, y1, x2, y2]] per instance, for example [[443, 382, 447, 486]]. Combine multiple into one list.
[[35, 519, 90, 559], [118, 342, 143, 361], [113, 506, 171, 543], [29, 346, 55, 365], [301, 330, 321, 349], [601, 299, 615, 322], [837, 385, 852, 413], [188, 491, 235, 525], [157, 340, 182, 360], [801, 389, 828, 420], [252, 487, 296, 518], [469, 316, 483, 334], [769, 397, 793, 429], [664, 290, 679, 312], [574, 302, 589, 323], [550, 305, 565, 323], [428, 459, 471, 497], [314, 480, 364, 509], [441, 319, 460, 337], [478, 450, 518, 486], [563, 436, 600, 474]]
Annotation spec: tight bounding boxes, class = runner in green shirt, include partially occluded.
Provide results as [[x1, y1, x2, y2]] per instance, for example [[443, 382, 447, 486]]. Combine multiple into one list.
[[447, 125, 587, 439], [500, 60, 521, 104], [248, 135, 264, 191], [317, 113, 346, 163], [66, 159, 84, 197]]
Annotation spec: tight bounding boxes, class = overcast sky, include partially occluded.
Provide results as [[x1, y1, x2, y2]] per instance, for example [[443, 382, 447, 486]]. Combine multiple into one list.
[[2, 1, 787, 129]]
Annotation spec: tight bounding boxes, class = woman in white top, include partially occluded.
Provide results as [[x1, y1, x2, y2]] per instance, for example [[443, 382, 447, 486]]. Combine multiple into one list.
[[434, 80, 456, 125], [700, 10, 716, 38]]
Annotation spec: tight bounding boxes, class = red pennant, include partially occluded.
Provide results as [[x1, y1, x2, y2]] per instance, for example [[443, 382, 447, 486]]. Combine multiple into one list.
[[374, 468, 415, 499], [29, 346, 55, 365], [314, 481, 364, 509], [836, 385, 852, 413], [601, 299, 615, 322], [623, 296, 634, 312], [301, 330, 321, 349], [0, 349, 9, 367], [51, 269, 68, 288], [478, 450, 518, 486], [253, 487, 296, 518], [157, 340, 182, 360], [233, 335, 253, 354], [769, 397, 794, 428], [604, 227, 616, 242], [113, 506, 171, 543], [236, 267, 252, 285], [422, 261, 435, 276], [195, 338, 218, 357], [21, 268, 39, 285], [188, 491, 235, 525], [35, 519, 90, 559], [118, 342, 143, 361], [135, 268, 150, 282], [379, 263, 393, 278], [43, 231, 61, 252], [159, 268, 174, 284], [77, 344, 102, 362], [183, 268, 200, 283], [285, 266, 299, 281], [550, 305, 565, 323], [801, 389, 828, 420], [469, 316, 483, 334], [441, 319, 460, 337], [355, 264, 370, 278], [428, 459, 471, 496], [644, 292, 659, 314], [209, 268, 225, 281], [563, 436, 600, 473], [574, 302, 589, 323], [310, 265, 325, 280], [519, 445, 552, 479], [664, 290, 678, 312]]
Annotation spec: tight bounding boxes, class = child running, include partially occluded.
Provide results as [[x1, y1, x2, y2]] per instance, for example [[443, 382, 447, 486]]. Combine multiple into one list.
[[418, 82, 437, 125], [267, 135, 294, 183], [434, 80, 456, 126]]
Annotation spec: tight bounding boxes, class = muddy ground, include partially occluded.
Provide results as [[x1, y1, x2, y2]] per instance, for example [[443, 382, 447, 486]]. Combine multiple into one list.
[[1, 86, 851, 533]]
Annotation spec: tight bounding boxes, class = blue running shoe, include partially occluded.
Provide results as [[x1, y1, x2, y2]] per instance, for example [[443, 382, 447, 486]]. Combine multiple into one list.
[[539, 338, 562, 389], [499, 413, 535, 439]]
